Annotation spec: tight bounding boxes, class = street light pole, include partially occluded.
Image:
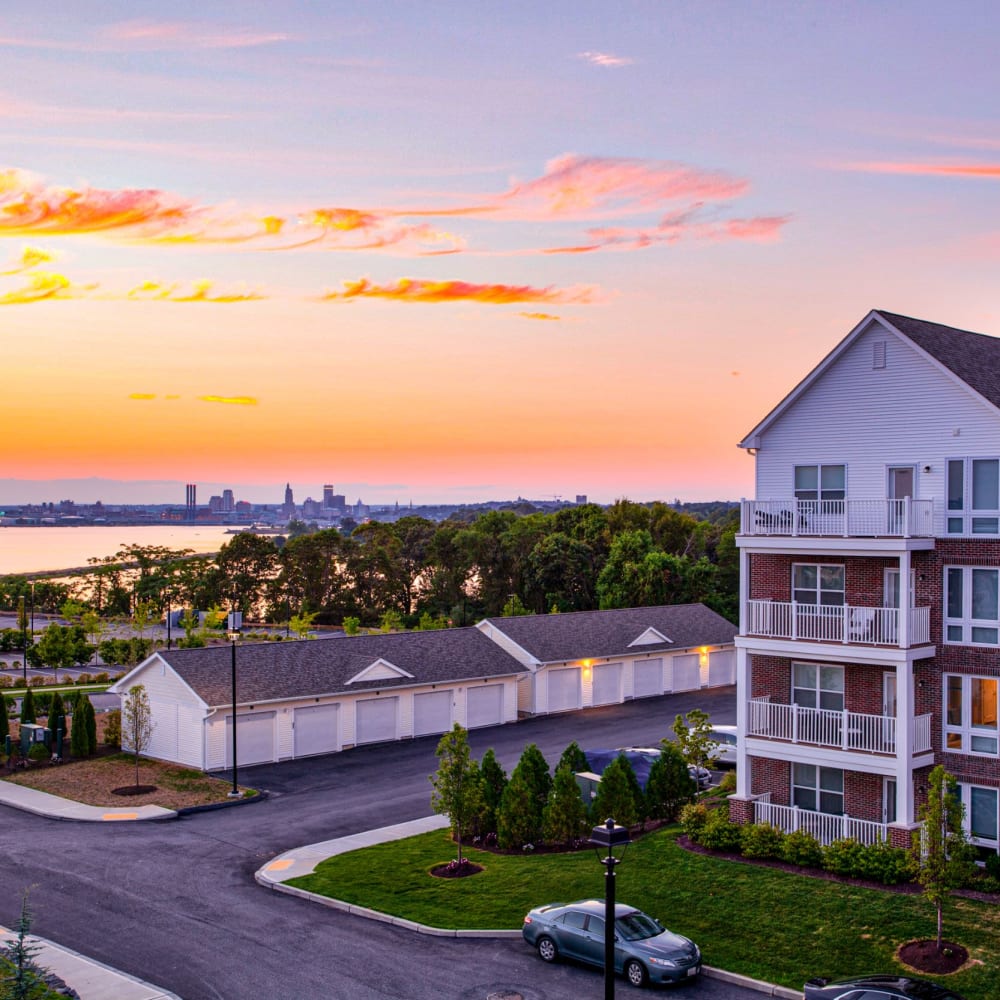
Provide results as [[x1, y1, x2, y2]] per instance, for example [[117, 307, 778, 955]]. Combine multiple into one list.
[[227, 610, 242, 798], [18, 594, 26, 685], [166, 593, 172, 651], [590, 817, 631, 1000]]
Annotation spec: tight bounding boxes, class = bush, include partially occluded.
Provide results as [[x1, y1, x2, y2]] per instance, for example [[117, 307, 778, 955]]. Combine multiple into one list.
[[27, 743, 48, 761], [699, 804, 744, 853], [717, 770, 737, 793], [985, 852, 1000, 881], [855, 840, 911, 885], [76, 674, 92, 685], [823, 837, 866, 877], [94, 672, 110, 684], [0, 673, 11, 689], [679, 802, 709, 841], [781, 828, 824, 868], [740, 822, 785, 860], [28, 675, 45, 687], [104, 708, 121, 748]]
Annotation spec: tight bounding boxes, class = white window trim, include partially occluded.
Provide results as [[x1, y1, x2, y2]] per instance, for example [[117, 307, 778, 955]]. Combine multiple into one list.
[[792, 562, 846, 606], [958, 782, 999, 848], [943, 673, 1000, 757], [946, 457, 1000, 536], [791, 661, 845, 712], [791, 763, 844, 815], [943, 566, 1000, 647]]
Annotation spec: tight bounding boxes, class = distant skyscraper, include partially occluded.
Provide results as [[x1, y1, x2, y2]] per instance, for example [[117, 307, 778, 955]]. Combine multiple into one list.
[[332, 493, 346, 510], [575, 495, 588, 505], [222, 489, 235, 512], [323, 484, 335, 508], [284, 483, 294, 506], [185, 484, 196, 519], [281, 482, 296, 518]]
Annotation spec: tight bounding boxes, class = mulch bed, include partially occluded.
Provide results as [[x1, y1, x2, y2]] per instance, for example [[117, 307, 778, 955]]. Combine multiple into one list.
[[896, 939, 969, 975], [112, 784, 158, 796], [430, 860, 484, 878]]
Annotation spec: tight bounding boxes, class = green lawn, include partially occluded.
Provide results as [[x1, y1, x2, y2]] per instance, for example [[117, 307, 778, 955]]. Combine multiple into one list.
[[288, 827, 1000, 998]]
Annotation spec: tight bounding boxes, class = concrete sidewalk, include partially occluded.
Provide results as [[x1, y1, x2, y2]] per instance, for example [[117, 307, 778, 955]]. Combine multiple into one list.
[[0, 927, 180, 1000], [0, 779, 176, 822]]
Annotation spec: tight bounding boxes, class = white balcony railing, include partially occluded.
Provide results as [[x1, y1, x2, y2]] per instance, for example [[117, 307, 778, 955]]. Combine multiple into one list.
[[752, 795, 888, 846], [741, 498, 935, 538], [747, 600, 931, 646], [748, 697, 933, 754]]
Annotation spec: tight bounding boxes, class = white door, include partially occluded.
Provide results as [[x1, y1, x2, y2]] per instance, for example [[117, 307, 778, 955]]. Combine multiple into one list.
[[547, 667, 581, 712], [294, 704, 339, 758], [225, 711, 276, 767], [633, 659, 663, 699], [413, 690, 453, 736], [467, 684, 504, 728], [671, 653, 700, 692], [592, 663, 622, 706], [356, 697, 398, 745], [882, 671, 897, 751], [708, 650, 735, 687]]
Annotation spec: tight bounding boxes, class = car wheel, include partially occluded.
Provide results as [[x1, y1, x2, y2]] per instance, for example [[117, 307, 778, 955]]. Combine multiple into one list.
[[624, 959, 647, 988], [536, 936, 558, 963]]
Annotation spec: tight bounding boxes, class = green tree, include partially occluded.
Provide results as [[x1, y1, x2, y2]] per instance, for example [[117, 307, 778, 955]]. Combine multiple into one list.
[[479, 748, 507, 835], [909, 765, 977, 950], [84, 698, 97, 755], [70, 692, 89, 759], [80, 610, 104, 662], [429, 724, 483, 864], [19, 688, 36, 725], [543, 763, 589, 845], [672, 708, 721, 771], [558, 741, 590, 776], [501, 594, 530, 617], [342, 616, 361, 636], [177, 609, 204, 648], [591, 754, 641, 829], [2, 889, 45, 1000], [645, 742, 696, 821], [1, 695, 9, 746], [288, 609, 318, 640], [33, 625, 86, 671], [497, 767, 540, 850], [121, 685, 155, 786], [216, 532, 279, 617]]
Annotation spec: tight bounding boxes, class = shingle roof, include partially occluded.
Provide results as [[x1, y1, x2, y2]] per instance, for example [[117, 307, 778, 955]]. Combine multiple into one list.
[[153, 627, 528, 708], [877, 310, 1000, 411], [480, 604, 737, 664]]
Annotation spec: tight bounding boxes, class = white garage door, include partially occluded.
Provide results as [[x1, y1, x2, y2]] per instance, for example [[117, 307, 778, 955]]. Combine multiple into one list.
[[414, 690, 453, 736], [671, 654, 700, 692], [225, 711, 276, 767], [294, 704, 340, 758], [709, 650, 735, 687], [467, 684, 504, 729], [633, 659, 663, 699], [592, 663, 622, 706], [547, 667, 581, 713], [356, 697, 398, 745]]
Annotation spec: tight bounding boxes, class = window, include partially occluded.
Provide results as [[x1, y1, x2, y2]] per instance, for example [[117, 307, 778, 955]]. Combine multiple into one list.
[[792, 564, 845, 606], [944, 674, 999, 754], [792, 763, 843, 814], [957, 783, 999, 845], [792, 662, 845, 711], [794, 464, 845, 502], [944, 567, 1000, 645], [947, 458, 1000, 534]]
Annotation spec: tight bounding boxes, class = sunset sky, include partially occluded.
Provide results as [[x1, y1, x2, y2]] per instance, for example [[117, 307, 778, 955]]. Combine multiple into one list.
[[2, 2, 999, 507]]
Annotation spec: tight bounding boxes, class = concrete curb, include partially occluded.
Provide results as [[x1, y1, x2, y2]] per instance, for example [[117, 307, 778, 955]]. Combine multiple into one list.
[[254, 817, 804, 997], [0, 927, 181, 1000], [0, 780, 177, 822]]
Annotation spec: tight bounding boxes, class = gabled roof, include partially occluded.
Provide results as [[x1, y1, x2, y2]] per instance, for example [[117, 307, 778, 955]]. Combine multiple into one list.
[[479, 604, 736, 664], [739, 309, 1000, 449], [345, 658, 413, 684], [145, 627, 527, 709]]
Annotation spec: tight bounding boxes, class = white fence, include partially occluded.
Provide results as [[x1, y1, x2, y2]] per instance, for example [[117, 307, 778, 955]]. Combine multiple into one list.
[[748, 697, 932, 754], [747, 600, 930, 647], [741, 498, 934, 538], [753, 795, 888, 846]]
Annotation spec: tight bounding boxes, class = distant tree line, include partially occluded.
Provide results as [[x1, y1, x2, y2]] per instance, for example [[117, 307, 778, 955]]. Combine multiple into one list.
[[0, 500, 738, 629]]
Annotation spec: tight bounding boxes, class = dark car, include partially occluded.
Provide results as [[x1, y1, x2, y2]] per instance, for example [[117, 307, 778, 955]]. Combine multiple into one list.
[[804, 974, 967, 1000], [522, 898, 701, 988]]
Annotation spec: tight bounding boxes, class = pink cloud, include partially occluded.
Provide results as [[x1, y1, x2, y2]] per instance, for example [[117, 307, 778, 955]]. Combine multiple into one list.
[[320, 277, 600, 306], [577, 51, 634, 68], [101, 20, 291, 50], [843, 161, 1000, 179]]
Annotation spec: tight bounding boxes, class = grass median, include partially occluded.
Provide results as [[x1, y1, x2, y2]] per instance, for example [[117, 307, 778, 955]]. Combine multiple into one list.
[[287, 826, 1000, 998]]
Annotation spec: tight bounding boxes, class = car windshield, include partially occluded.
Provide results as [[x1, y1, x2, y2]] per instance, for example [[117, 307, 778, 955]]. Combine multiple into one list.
[[615, 911, 664, 941]]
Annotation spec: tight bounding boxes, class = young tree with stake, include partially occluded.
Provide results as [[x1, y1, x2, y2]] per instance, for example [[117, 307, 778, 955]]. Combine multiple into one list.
[[429, 723, 483, 865], [121, 684, 155, 787]]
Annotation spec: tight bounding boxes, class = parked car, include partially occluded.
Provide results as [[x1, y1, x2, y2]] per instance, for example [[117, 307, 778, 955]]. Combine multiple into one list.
[[804, 975, 967, 1000], [611, 746, 712, 789], [703, 724, 738, 766], [522, 899, 701, 988]]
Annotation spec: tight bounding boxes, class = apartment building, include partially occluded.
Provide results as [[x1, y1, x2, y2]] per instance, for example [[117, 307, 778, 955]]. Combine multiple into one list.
[[730, 309, 1000, 854]]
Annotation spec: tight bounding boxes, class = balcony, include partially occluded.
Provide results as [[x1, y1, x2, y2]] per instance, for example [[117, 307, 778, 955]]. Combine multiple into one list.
[[752, 794, 887, 846], [741, 498, 934, 538], [749, 697, 933, 755], [746, 600, 931, 647]]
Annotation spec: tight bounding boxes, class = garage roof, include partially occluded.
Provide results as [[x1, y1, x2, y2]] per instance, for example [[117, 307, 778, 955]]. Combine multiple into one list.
[[479, 603, 736, 664], [149, 627, 528, 708]]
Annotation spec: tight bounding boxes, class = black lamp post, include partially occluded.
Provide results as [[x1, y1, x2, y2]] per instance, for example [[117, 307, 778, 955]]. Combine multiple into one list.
[[18, 595, 27, 684], [165, 592, 172, 651], [590, 817, 631, 1000], [227, 610, 242, 798]]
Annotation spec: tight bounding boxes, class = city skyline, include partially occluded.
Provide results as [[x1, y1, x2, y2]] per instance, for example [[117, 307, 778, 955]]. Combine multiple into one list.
[[2, 3, 999, 504]]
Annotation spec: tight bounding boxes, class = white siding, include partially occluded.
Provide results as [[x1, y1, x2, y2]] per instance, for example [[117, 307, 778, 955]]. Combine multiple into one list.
[[709, 649, 736, 686], [755, 321, 1000, 512], [517, 674, 534, 714]]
